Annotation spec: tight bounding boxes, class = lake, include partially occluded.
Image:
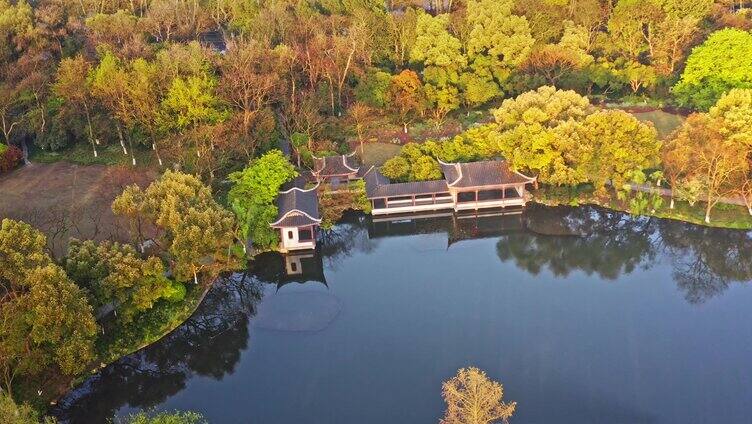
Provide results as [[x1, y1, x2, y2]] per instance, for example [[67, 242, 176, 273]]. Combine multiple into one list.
[[52, 205, 752, 424]]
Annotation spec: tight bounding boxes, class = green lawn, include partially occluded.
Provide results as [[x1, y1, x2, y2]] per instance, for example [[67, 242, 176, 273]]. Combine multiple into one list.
[[630, 110, 686, 139], [360, 142, 402, 167], [30, 142, 157, 167]]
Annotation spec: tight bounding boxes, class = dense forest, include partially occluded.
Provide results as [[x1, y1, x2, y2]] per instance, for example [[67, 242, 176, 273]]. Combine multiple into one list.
[[0, 0, 750, 180]]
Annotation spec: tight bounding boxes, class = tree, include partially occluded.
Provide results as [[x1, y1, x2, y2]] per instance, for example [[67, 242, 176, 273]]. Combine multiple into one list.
[[664, 114, 749, 222], [354, 69, 392, 108], [493, 86, 592, 132], [0, 221, 98, 394], [410, 13, 465, 124], [0, 392, 54, 424], [112, 171, 237, 283], [441, 367, 516, 424], [381, 143, 442, 182], [219, 40, 283, 160], [389, 69, 425, 133], [227, 150, 297, 250], [349, 102, 374, 155], [465, 0, 534, 99], [53, 55, 98, 157], [118, 411, 206, 424], [709, 88, 752, 147], [572, 110, 661, 190], [674, 29, 752, 110], [65, 239, 185, 322]]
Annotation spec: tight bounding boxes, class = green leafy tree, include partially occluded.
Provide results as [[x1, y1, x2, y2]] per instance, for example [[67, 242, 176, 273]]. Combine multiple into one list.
[[571, 110, 661, 190], [112, 171, 237, 283], [493, 86, 592, 131], [65, 239, 185, 323], [381, 143, 442, 182], [464, 0, 534, 104], [410, 13, 465, 124], [0, 392, 54, 424], [355, 69, 392, 108], [674, 29, 752, 110], [227, 149, 297, 250], [0, 220, 98, 395], [118, 411, 206, 424], [709, 88, 752, 147]]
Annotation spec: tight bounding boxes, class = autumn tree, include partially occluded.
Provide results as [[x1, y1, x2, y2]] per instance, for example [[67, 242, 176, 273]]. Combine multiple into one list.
[[441, 367, 517, 424], [664, 114, 749, 223], [53, 55, 98, 157], [219, 40, 283, 160], [389, 69, 425, 133]]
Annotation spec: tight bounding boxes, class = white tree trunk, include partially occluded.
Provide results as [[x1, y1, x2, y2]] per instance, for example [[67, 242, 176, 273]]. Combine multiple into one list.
[[669, 198, 674, 209]]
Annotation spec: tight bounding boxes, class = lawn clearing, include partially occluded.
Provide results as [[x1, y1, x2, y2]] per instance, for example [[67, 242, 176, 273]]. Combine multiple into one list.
[[360, 142, 403, 167], [0, 162, 156, 257]]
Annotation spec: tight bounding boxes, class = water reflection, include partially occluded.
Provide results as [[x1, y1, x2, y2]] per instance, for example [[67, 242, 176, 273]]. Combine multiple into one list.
[[496, 205, 752, 303], [52, 206, 752, 423], [52, 273, 263, 422]]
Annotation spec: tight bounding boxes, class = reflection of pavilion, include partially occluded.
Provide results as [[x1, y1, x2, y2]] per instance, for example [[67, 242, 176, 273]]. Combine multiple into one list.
[[367, 210, 526, 248], [250, 251, 327, 291]]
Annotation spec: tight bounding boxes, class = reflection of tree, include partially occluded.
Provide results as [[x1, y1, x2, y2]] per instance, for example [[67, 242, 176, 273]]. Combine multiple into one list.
[[499, 205, 752, 305], [658, 221, 752, 304], [51, 273, 263, 423], [318, 213, 376, 269], [497, 206, 657, 280]]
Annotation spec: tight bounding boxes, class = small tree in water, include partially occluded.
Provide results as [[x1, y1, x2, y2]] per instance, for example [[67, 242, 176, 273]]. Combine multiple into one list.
[[441, 367, 517, 424]]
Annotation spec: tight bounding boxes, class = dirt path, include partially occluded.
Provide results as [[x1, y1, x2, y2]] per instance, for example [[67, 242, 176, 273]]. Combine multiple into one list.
[[0, 162, 156, 257]]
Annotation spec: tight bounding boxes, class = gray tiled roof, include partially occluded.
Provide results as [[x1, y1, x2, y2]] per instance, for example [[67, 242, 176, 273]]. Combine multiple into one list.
[[272, 188, 320, 227], [364, 167, 449, 198], [313, 154, 359, 177], [440, 160, 535, 187]]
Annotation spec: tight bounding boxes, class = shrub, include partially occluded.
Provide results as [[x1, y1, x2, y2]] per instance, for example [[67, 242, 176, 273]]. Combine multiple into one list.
[[0, 144, 23, 173]]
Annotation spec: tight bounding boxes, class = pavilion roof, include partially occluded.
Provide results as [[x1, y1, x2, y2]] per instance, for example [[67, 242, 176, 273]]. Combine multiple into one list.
[[312, 153, 360, 177], [440, 160, 536, 188], [271, 186, 321, 228], [363, 167, 450, 199]]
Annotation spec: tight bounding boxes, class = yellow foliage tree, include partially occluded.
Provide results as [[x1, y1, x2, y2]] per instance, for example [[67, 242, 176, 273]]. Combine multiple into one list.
[[441, 367, 517, 424]]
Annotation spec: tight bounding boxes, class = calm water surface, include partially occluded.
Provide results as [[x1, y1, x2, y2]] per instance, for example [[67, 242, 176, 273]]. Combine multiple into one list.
[[53, 206, 752, 423]]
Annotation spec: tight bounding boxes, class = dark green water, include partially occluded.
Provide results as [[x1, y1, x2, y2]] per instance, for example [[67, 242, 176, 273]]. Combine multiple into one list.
[[53, 206, 752, 423]]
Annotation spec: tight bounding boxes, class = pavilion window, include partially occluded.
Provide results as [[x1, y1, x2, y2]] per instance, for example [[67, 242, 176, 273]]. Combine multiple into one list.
[[477, 189, 503, 201], [373, 199, 386, 209], [504, 187, 521, 198], [457, 191, 476, 203], [299, 228, 313, 241], [287, 230, 294, 239]]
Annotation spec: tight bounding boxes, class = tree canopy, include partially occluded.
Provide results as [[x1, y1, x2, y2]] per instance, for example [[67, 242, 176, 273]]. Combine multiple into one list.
[[674, 29, 752, 110]]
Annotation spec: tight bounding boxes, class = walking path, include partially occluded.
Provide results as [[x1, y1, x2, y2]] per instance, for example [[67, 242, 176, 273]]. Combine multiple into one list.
[[628, 183, 749, 208]]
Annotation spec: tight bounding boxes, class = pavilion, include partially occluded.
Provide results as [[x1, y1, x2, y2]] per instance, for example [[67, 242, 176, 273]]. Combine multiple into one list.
[[364, 159, 536, 215], [311, 152, 361, 184], [270, 185, 321, 253]]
